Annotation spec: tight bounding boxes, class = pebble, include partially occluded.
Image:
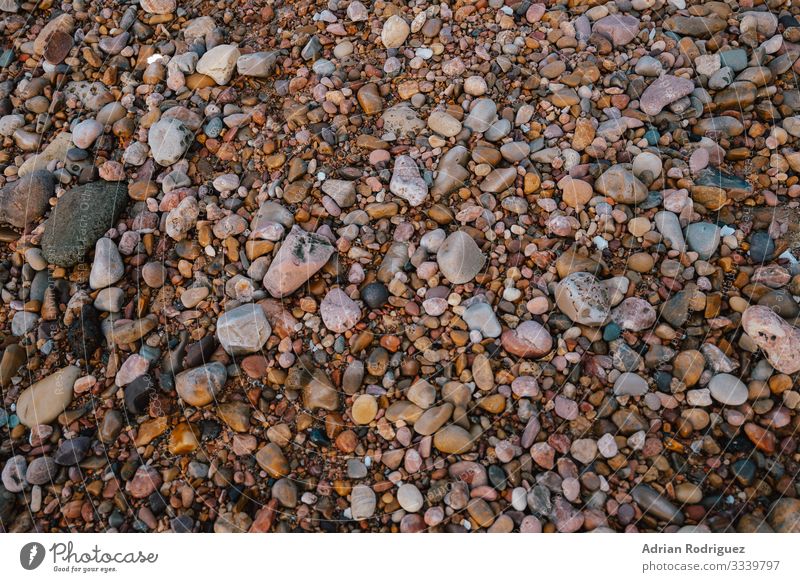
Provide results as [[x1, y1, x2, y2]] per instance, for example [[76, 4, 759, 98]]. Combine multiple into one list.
[[708, 374, 748, 406], [216, 303, 271, 355], [176, 362, 227, 407], [436, 230, 485, 284], [0, 0, 795, 536]]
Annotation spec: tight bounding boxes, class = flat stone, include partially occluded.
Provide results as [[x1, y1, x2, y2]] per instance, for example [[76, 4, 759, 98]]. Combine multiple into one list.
[[263, 226, 334, 297], [216, 303, 271, 355], [436, 230, 485, 284], [41, 181, 128, 267], [389, 155, 428, 207], [0, 171, 55, 229], [175, 362, 227, 407], [708, 373, 748, 406], [640, 75, 695, 116], [16, 366, 80, 427]]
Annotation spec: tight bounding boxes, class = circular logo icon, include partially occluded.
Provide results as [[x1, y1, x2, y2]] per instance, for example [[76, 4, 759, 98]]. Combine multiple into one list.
[[19, 542, 45, 570]]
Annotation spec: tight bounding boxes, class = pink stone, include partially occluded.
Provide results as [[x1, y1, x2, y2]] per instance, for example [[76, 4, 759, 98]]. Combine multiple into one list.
[[521, 416, 541, 448], [592, 15, 641, 46], [263, 226, 335, 297], [554, 396, 578, 420], [742, 305, 800, 374], [526, 3, 546, 23], [99, 160, 125, 181], [530, 442, 555, 469], [320, 287, 361, 332], [611, 297, 657, 331], [511, 376, 540, 398], [639, 75, 695, 116], [689, 148, 709, 174], [501, 320, 553, 358], [520, 515, 543, 533], [126, 465, 162, 498], [115, 354, 149, 387]]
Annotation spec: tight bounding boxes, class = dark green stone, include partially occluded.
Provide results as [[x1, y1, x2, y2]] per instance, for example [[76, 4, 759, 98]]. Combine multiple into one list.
[[41, 180, 128, 267]]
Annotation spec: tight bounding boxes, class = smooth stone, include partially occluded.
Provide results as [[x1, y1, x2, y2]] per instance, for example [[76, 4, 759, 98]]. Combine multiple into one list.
[[381, 15, 410, 49], [263, 226, 335, 297], [685, 222, 721, 260], [436, 230, 485, 284], [350, 484, 376, 519], [148, 118, 193, 166], [0, 170, 55, 229], [611, 297, 656, 331], [613, 372, 649, 396], [351, 394, 378, 425], [72, 119, 103, 149], [397, 483, 424, 513], [320, 288, 361, 333], [16, 366, 80, 427], [433, 425, 473, 454], [175, 362, 227, 407], [25, 456, 57, 485], [462, 301, 502, 338], [501, 321, 553, 358], [18, 131, 72, 177], [390, 155, 428, 207], [236, 51, 279, 78], [708, 373, 748, 406], [555, 272, 610, 326], [255, 443, 289, 478], [216, 303, 271, 355], [742, 306, 800, 374], [89, 238, 124, 289], [2, 456, 27, 492], [595, 165, 648, 205], [631, 484, 684, 525], [427, 110, 462, 137], [463, 98, 497, 132], [640, 75, 695, 116]]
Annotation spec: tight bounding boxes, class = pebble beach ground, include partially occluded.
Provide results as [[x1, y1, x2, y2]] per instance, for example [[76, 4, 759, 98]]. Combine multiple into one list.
[[2, 0, 800, 534]]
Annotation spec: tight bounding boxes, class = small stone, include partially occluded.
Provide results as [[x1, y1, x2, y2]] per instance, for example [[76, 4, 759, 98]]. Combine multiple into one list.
[[350, 484, 376, 520], [501, 321, 553, 358], [216, 303, 271, 355], [72, 119, 103, 149], [140, 0, 175, 14], [196, 44, 240, 85], [397, 483, 424, 513], [556, 272, 610, 326], [613, 372, 649, 397], [708, 373, 748, 406], [640, 75, 695, 116], [255, 443, 289, 478], [16, 366, 80, 427], [433, 425, 473, 454], [89, 238, 124, 289], [631, 484, 684, 525], [742, 306, 800, 374], [175, 362, 227, 407], [263, 226, 335, 298], [351, 394, 378, 425], [595, 165, 648, 205], [390, 155, 428, 207], [381, 15, 410, 49], [436, 230, 485, 284], [0, 171, 55, 229]]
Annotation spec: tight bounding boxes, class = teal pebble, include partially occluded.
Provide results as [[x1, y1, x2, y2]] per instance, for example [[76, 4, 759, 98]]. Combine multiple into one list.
[[603, 322, 621, 342]]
